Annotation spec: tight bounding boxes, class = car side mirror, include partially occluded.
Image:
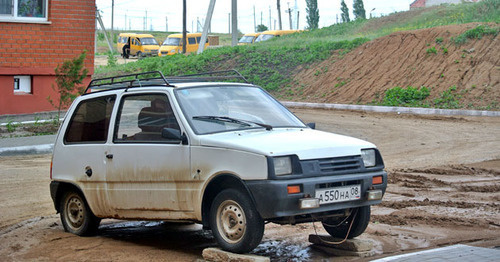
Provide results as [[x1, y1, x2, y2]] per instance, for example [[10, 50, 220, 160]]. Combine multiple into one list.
[[307, 122, 316, 129], [162, 128, 188, 145]]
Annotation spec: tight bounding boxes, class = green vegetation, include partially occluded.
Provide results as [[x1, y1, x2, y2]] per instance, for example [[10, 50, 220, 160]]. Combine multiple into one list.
[[376, 85, 469, 109], [94, 0, 499, 110], [6, 121, 18, 133], [453, 24, 499, 45], [433, 86, 462, 109], [97, 38, 368, 91], [380, 86, 431, 107], [426, 46, 437, 54], [48, 51, 88, 121]]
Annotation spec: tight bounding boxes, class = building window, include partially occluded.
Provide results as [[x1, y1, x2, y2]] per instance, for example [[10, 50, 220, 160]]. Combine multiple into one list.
[[13, 75, 32, 94], [0, 0, 48, 22]]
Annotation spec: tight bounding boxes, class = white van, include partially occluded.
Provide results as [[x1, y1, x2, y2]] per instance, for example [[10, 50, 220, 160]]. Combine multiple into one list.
[[50, 70, 387, 254]]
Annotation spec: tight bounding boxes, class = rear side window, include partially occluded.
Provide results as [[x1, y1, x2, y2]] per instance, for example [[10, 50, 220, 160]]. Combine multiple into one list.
[[64, 96, 116, 144], [188, 37, 196, 44]]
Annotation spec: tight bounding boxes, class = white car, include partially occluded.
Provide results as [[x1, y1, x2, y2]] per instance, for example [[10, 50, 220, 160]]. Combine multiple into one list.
[[50, 71, 387, 253]]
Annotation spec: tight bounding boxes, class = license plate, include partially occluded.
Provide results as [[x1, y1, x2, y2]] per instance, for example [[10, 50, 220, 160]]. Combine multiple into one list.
[[315, 185, 361, 205]]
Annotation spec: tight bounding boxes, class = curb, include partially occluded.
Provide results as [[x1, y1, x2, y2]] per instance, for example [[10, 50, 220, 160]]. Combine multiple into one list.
[[0, 144, 53, 156], [281, 101, 500, 117]]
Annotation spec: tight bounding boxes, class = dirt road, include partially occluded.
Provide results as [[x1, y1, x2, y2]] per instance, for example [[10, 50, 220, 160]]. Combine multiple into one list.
[[0, 108, 499, 261]]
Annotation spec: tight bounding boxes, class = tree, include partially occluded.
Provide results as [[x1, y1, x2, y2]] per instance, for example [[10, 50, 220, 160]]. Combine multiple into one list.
[[306, 0, 319, 29], [47, 51, 88, 121], [353, 0, 366, 20], [340, 0, 350, 23], [256, 24, 268, 32]]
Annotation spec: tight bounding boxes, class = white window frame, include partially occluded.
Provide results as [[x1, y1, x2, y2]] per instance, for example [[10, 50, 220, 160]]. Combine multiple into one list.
[[0, 0, 49, 23], [14, 75, 32, 94]]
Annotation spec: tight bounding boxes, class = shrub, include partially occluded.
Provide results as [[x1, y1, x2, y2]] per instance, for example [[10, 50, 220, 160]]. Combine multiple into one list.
[[433, 86, 462, 108], [454, 24, 499, 45], [426, 46, 437, 54], [382, 86, 430, 107]]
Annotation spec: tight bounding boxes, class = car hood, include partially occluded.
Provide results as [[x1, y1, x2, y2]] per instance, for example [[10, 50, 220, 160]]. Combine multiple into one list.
[[198, 128, 375, 160]]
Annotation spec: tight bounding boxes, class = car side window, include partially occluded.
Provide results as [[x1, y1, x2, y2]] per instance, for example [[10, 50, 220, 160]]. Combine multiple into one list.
[[114, 94, 180, 143], [188, 37, 196, 44], [64, 95, 116, 144]]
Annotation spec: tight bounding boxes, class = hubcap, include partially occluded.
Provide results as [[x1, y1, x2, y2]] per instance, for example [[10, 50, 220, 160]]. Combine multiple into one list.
[[66, 195, 85, 230], [217, 200, 246, 244]]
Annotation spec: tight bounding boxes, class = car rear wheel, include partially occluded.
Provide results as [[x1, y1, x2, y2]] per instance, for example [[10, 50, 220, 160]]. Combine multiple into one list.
[[209, 188, 264, 253], [60, 191, 100, 236], [322, 206, 370, 239]]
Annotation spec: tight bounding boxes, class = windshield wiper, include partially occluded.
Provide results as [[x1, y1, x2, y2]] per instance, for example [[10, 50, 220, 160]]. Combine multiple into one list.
[[192, 116, 273, 131]]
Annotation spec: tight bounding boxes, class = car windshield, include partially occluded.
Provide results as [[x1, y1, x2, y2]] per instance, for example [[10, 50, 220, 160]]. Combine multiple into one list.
[[175, 85, 305, 134], [163, 37, 181, 46], [140, 37, 158, 45], [255, 34, 274, 42], [239, 36, 255, 43]]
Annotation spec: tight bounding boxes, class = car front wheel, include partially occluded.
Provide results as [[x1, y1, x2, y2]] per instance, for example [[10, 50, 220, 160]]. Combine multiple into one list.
[[322, 206, 371, 239], [60, 191, 100, 236], [209, 188, 264, 253]]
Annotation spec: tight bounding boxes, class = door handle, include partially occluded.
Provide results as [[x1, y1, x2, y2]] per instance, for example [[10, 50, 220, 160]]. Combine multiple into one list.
[[106, 154, 113, 159]]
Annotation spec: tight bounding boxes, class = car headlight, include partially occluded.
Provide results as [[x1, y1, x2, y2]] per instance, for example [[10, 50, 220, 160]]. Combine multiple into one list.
[[273, 157, 292, 176], [361, 149, 376, 167]]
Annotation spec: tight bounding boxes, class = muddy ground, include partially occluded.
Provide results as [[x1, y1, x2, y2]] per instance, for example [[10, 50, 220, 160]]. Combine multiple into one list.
[[0, 108, 499, 261]]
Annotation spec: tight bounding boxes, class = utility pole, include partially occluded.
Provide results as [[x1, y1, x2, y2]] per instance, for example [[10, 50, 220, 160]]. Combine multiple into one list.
[[111, 0, 114, 40], [125, 12, 127, 31], [228, 13, 230, 34], [166, 16, 168, 32], [277, 0, 282, 30], [269, 6, 271, 30], [197, 0, 216, 54], [231, 0, 237, 46], [296, 11, 299, 29], [96, 9, 113, 53], [260, 11, 262, 26], [182, 0, 186, 54], [253, 6, 256, 32], [287, 6, 292, 30]]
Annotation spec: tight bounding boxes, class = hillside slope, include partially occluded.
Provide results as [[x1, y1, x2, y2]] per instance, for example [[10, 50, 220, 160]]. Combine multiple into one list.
[[287, 23, 499, 109]]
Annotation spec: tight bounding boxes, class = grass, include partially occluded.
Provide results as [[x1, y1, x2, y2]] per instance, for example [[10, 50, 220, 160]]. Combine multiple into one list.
[[453, 24, 499, 45], [379, 86, 431, 107], [94, 0, 500, 109]]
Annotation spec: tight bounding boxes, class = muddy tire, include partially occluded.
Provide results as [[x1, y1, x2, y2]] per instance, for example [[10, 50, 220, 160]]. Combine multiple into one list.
[[209, 188, 264, 253], [322, 206, 370, 239], [60, 191, 100, 236]]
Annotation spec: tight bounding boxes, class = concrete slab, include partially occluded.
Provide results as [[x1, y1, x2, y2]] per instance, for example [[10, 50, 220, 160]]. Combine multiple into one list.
[[202, 248, 270, 262], [308, 234, 373, 252], [313, 245, 376, 258], [309, 234, 375, 257]]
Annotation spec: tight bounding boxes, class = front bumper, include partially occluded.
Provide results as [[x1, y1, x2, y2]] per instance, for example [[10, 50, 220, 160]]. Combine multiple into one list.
[[245, 170, 387, 219]]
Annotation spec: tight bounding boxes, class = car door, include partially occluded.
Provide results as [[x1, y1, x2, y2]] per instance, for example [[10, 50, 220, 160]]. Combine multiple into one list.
[[187, 37, 197, 53], [54, 95, 116, 217], [130, 38, 140, 55], [105, 92, 195, 220]]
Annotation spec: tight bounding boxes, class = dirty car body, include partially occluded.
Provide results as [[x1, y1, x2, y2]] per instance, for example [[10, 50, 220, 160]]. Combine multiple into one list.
[[50, 71, 387, 253]]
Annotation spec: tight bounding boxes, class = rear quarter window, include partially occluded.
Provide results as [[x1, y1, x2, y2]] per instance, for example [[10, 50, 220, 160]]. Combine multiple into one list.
[[64, 95, 116, 144]]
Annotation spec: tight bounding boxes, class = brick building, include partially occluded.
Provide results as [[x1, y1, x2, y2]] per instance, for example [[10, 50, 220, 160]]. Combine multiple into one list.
[[0, 0, 95, 115]]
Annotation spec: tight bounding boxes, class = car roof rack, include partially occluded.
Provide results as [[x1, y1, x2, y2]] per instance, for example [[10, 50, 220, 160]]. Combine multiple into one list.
[[83, 69, 249, 95]]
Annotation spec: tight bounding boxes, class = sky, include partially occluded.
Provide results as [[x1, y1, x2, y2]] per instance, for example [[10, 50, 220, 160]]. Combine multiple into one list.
[[95, 0, 413, 34]]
